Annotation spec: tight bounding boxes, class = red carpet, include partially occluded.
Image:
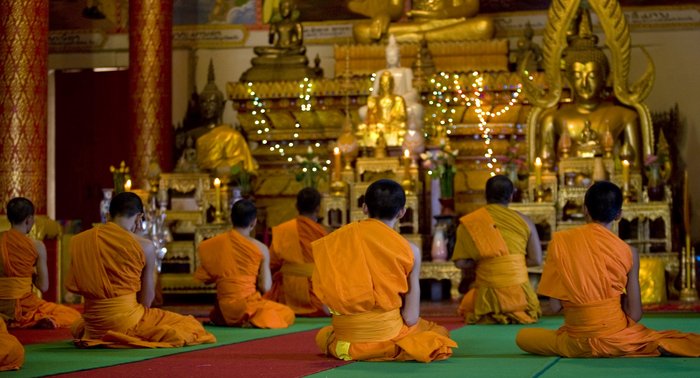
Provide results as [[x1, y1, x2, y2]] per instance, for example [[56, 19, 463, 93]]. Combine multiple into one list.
[[10, 327, 73, 345], [49, 317, 464, 377]]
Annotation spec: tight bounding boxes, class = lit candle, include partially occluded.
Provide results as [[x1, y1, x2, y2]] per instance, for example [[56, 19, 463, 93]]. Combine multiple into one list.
[[214, 177, 221, 214], [622, 160, 630, 190], [684, 170, 690, 253], [124, 179, 132, 192], [403, 149, 411, 180], [333, 147, 341, 182], [534, 157, 542, 187]]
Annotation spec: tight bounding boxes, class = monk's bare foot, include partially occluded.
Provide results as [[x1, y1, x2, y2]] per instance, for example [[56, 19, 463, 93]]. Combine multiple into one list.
[[35, 318, 57, 329]]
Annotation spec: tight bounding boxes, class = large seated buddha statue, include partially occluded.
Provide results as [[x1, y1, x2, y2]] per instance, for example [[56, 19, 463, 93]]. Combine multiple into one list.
[[240, 0, 315, 82], [537, 9, 641, 168], [349, 0, 494, 44], [194, 62, 258, 177]]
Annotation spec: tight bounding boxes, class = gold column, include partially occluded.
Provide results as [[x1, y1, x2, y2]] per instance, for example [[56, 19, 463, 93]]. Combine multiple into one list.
[[0, 1, 49, 214], [129, 0, 173, 188]]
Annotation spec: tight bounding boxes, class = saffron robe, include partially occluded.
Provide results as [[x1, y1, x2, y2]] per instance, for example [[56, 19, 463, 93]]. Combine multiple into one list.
[[312, 219, 457, 362], [66, 223, 215, 348], [0, 318, 23, 371], [517, 223, 700, 357], [453, 205, 540, 324], [0, 229, 80, 328], [264, 217, 328, 316], [195, 230, 295, 328]]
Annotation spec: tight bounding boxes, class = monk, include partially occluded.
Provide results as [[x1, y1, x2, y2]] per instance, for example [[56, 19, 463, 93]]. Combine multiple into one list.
[[67, 192, 215, 348], [453, 175, 542, 324], [195, 199, 295, 328], [264, 187, 329, 316], [517, 181, 700, 357], [312, 179, 457, 362], [0, 318, 23, 371], [0, 197, 80, 329]]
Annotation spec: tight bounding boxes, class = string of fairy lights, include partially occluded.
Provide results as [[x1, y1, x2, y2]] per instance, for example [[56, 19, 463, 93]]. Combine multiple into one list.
[[246, 79, 329, 173], [429, 71, 522, 176]]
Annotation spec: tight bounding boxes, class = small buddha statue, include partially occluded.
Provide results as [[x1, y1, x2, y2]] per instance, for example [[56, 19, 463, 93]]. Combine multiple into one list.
[[375, 131, 388, 158], [241, 0, 314, 81], [174, 136, 199, 173], [364, 71, 407, 147], [194, 61, 258, 175], [359, 36, 423, 149], [349, 0, 494, 44], [538, 9, 641, 167]]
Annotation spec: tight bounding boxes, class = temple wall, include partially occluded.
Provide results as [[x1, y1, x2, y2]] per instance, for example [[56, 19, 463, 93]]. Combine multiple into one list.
[[47, 24, 700, 240]]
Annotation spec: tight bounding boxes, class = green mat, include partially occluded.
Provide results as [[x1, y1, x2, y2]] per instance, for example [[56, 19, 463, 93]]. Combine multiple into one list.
[[5, 318, 331, 378], [310, 314, 700, 378]]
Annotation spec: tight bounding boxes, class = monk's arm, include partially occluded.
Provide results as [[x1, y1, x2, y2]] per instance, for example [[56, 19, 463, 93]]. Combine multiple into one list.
[[402, 243, 422, 327], [33, 240, 49, 292], [257, 242, 273, 294], [520, 214, 543, 267], [548, 298, 562, 313], [622, 246, 643, 322], [139, 240, 156, 308]]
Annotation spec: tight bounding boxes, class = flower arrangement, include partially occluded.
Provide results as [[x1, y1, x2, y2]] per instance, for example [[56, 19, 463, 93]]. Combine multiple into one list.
[[110, 161, 130, 194], [231, 162, 254, 196], [421, 145, 459, 198], [644, 154, 671, 187], [295, 146, 327, 189], [503, 135, 527, 181]]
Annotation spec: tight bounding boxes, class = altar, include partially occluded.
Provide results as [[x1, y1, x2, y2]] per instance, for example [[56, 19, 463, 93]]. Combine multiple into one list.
[[124, 0, 696, 306]]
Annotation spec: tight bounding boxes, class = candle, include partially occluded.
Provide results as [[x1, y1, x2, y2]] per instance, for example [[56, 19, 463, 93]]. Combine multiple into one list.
[[534, 157, 542, 187], [333, 147, 341, 182], [124, 179, 132, 192], [403, 149, 411, 180], [684, 170, 691, 253], [622, 160, 630, 190], [214, 177, 221, 214]]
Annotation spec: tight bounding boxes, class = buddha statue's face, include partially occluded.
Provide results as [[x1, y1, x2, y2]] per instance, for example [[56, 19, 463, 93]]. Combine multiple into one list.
[[379, 72, 394, 94], [279, 0, 292, 19], [568, 61, 605, 101], [386, 47, 399, 67], [200, 93, 222, 121]]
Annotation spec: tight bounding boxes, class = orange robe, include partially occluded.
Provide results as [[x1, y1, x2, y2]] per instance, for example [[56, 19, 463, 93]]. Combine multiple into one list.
[[312, 219, 457, 362], [0, 229, 80, 329], [66, 223, 216, 348], [453, 205, 540, 324], [517, 223, 700, 357], [0, 318, 23, 371], [264, 217, 328, 316], [195, 230, 295, 328]]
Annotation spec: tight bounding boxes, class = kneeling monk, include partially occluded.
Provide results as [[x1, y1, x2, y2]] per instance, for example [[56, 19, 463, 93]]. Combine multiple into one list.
[[453, 175, 542, 324], [312, 179, 457, 362], [67, 192, 216, 348], [195, 199, 295, 328], [0, 318, 23, 371], [264, 187, 329, 316], [1, 197, 80, 329], [516, 181, 700, 357]]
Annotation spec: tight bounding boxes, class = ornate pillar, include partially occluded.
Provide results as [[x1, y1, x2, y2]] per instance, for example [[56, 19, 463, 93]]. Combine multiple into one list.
[[0, 1, 49, 214], [129, 0, 173, 188]]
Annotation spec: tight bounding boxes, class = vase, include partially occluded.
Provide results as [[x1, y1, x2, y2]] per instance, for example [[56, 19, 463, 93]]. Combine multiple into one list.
[[438, 197, 455, 215], [647, 184, 665, 201], [431, 224, 448, 262], [100, 189, 113, 223]]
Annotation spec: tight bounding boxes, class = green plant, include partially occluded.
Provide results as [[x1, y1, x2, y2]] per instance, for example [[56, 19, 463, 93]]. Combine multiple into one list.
[[421, 145, 459, 198]]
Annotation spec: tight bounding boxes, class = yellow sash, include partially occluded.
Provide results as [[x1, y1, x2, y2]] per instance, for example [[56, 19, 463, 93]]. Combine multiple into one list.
[[563, 297, 627, 338], [0, 277, 31, 300], [332, 308, 403, 343], [475, 254, 529, 288], [82, 293, 145, 339], [280, 262, 315, 277]]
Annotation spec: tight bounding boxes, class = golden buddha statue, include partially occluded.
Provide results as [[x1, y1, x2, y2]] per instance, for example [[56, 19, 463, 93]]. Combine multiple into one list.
[[362, 71, 407, 147], [538, 9, 641, 167], [349, 0, 494, 44], [195, 61, 258, 176], [240, 0, 315, 82]]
